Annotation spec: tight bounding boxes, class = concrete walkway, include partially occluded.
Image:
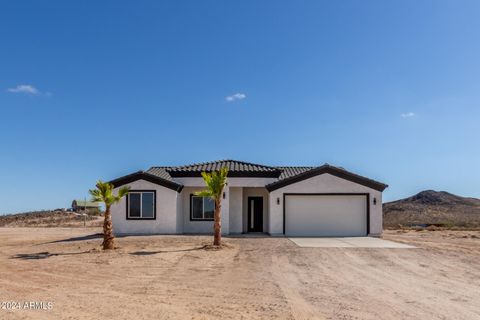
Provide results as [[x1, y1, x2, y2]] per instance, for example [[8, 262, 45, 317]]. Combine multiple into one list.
[[289, 237, 415, 248]]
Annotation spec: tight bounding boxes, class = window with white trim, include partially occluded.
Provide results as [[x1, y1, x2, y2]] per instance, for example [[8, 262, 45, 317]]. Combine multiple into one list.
[[191, 195, 215, 220], [127, 191, 155, 219]]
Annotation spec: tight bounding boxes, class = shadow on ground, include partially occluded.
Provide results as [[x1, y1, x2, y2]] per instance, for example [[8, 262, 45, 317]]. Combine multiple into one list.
[[129, 245, 208, 256], [10, 246, 209, 260], [11, 250, 95, 260], [40, 233, 103, 245], [39, 233, 206, 245]]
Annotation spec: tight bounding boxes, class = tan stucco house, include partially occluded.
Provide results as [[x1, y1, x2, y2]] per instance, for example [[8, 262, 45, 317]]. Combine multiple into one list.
[[109, 160, 388, 237]]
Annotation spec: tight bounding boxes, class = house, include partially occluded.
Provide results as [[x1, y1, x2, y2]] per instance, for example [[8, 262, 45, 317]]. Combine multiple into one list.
[[71, 200, 101, 212], [109, 160, 388, 237]]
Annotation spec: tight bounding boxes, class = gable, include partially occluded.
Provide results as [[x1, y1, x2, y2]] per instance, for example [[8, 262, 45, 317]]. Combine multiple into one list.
[[266, 165, 387, 192], [109, 171, 183, 192]]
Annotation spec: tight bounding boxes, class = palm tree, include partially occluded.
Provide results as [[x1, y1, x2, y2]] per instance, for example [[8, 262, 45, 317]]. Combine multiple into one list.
[[195, 167, 228, 246], [89, 180, 130, 250]]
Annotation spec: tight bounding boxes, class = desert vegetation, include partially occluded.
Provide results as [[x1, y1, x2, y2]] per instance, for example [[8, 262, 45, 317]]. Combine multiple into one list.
[[0, 210, 102, 228]]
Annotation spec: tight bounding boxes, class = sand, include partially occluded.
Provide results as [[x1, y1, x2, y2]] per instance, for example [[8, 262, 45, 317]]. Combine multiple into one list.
[[0, 228, 479, 319]]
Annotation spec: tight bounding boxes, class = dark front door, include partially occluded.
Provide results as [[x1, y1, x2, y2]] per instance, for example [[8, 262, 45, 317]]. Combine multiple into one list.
[[248, 197, 263, 232]]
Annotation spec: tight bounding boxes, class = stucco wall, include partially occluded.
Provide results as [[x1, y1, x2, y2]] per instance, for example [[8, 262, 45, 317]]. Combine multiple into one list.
[[176, 190, 184, 233], [174, 178, 273, 234], [111, 179, 178, 234], [110, 173, 383, 236], [229, 187, 243, 233], [180, 187, 213, 234], [268, 173, 383, 236], [174, 177, 277, 188], [242, 187, 269, 233], [179, 186, 230, 234]]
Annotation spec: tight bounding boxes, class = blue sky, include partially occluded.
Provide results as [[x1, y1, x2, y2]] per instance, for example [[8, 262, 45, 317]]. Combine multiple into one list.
[[1, 1, 479, 214]]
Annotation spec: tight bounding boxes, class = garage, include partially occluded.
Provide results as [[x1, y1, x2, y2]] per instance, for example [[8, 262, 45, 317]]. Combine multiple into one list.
[[284, 194, 368, 237]]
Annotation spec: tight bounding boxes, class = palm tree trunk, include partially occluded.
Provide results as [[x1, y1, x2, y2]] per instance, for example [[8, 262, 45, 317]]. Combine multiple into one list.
[[103, 205, 115, 250], [213, 199, 221, 246]]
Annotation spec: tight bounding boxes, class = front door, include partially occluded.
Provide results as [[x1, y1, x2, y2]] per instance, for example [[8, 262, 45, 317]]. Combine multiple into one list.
[[248, 197, 263, 232]]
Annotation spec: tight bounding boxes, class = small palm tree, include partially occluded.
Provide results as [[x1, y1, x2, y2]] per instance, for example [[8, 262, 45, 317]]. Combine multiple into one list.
[[89, 180, 130, 250], [195, 167, 228, 246]]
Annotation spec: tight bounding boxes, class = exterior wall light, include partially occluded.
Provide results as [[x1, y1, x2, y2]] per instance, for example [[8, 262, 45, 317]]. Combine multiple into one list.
[[277, 197, 280, 205], [373, 197, 377, 205], [223, 192, 226, 199]]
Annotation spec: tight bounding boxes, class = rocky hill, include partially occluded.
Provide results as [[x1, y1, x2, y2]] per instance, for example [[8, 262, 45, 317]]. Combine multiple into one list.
[[384, 190, 480, 228]]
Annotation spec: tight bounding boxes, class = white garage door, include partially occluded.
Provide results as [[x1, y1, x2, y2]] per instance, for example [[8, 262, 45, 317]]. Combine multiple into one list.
[[285, 194, 368, 237]]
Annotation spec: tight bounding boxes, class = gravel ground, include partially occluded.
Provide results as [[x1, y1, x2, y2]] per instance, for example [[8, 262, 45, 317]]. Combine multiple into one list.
[[0, 228, 479, 320]]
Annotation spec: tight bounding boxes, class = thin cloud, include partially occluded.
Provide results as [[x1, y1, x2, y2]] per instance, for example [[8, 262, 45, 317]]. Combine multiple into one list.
[[226, 93, 246, 102], [7, 84, 40, 95], [401, 112, 416, 118]]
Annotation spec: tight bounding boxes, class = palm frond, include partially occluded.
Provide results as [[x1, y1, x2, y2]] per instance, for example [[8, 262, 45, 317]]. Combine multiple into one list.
[[115, 186, 131, 202], [196, 167, 228, 201], [89, 180, 129, 206], [194, 190, 214, 198]]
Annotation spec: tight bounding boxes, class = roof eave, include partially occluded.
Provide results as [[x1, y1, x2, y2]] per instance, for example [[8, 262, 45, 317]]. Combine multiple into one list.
[[109, 171, 184, 192], [266, 166, 388, 192]]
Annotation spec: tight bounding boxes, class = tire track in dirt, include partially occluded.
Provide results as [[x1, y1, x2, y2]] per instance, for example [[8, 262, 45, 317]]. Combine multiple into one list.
[[271, 255, 324, 320]]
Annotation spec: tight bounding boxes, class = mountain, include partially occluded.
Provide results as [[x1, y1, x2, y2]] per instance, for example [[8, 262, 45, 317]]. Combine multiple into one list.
[[383, 190, 480, 228]]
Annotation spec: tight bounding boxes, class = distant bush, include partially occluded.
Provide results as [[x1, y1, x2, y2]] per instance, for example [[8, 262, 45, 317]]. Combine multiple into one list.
[[86, 208, 103, 216]]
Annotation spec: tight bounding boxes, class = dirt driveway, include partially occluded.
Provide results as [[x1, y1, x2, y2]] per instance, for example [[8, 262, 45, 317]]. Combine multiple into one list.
[[0, 228, 479, 320]]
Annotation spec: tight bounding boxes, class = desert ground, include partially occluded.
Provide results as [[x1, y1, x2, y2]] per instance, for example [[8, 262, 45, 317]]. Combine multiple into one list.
[[0, 228, 479, 320]]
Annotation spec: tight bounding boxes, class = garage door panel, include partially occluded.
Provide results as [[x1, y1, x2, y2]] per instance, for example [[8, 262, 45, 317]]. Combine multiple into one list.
[[285, 195, 367, 237]]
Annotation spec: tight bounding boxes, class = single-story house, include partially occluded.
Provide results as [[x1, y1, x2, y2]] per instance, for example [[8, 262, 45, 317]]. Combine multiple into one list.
[[72, 200, 101, 212], [109, 160, 388, 237]]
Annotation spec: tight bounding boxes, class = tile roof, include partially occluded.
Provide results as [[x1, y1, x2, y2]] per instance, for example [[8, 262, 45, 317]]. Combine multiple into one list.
[[111, 160, 387, 192], [276, 166, 315, 180], [146, 167, 176, 182], [150, 160, 282, 178]]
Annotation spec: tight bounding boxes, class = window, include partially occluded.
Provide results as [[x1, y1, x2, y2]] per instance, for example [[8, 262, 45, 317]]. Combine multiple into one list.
[[191, 195, 215, 221], [127, 191, 155, 219]]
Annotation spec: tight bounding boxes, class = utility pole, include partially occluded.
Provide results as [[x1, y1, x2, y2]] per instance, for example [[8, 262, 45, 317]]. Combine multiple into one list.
[[84, 196, 87, 228]]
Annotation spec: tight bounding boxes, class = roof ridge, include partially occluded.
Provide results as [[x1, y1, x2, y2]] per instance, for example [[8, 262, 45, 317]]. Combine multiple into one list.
[[224, 159, 279, 169], [155, 159, 280, 170], [156, 159, 229, 169], [151, 163, 323, 172], [276, 165, 316, 168]]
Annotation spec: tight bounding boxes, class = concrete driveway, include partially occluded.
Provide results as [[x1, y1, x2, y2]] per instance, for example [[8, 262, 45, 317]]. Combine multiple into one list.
[[289, 237, 415, 248]]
